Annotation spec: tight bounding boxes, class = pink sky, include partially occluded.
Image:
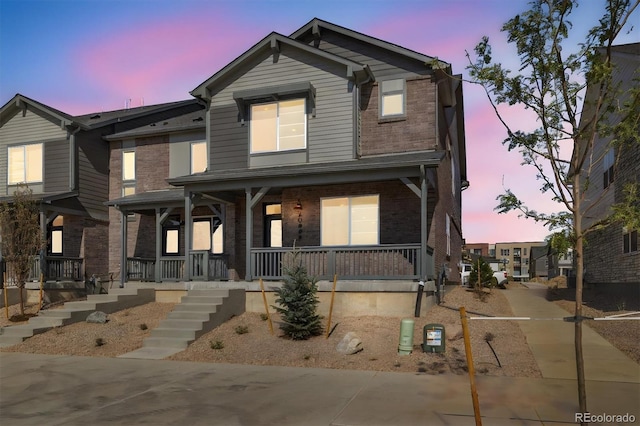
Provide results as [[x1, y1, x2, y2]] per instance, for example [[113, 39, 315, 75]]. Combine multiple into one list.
[[3, 0, 635, 245]]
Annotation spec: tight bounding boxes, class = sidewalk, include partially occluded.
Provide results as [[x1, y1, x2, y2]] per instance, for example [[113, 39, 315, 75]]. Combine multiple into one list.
[[1, 352, 638, 425], [502, 282, 640, 383]]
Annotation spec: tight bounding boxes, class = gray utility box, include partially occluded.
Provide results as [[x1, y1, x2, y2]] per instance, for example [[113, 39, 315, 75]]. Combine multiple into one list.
[[422, 324, 445, 353]]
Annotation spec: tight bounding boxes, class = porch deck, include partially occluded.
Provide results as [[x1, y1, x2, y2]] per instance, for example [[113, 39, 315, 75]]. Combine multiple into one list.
[[125, 244, 434, 283]]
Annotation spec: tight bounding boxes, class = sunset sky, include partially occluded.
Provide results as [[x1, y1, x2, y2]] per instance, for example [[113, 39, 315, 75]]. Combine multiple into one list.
[[1, 0, 638, 244]]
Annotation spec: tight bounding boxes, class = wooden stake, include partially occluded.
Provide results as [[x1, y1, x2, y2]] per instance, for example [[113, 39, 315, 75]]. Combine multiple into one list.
[[3, 272, 8, 319], [260, 278, 274, 335], [460, 306, 482, 426], [38, 273, 44, 312], [326, 274, 337, 338]]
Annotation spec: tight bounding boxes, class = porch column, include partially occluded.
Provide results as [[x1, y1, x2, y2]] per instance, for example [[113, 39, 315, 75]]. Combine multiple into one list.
[[39, 210, 47, 280], [245, 188, 253, 281], [245, 187, 270, 281], [120, 210, 127, 287], [155, 208, 161, 283], [420, 165, 429, 281], [184, 191, 192, 281]]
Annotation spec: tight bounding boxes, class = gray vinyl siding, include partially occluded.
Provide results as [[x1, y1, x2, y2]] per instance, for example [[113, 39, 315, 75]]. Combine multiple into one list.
[[302, 30, 429, 78], [0, 109, 68, 195], [169, 130, 206, 178], [77, 134, 109, 220], [209, 44, 354, 170], [44, 139, 70, 192]]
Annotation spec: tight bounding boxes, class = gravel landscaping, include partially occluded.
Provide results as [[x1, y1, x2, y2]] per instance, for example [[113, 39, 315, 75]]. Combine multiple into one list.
[[1, 284, 637, 376]]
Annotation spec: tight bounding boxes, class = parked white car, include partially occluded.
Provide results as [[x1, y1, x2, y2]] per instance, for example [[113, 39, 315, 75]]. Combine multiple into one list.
[[460, 263, 508, 287]]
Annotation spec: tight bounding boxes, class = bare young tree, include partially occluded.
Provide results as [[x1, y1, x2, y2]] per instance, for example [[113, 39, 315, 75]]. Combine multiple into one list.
[[0, 184, 42, 316], [465, 0, 639, 419]]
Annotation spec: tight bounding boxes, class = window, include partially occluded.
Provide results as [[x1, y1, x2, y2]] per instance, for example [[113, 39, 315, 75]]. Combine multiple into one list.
[[192, 217, 224, 254], [122, 150, 135, 181], [250, 99, 306, 153], [321, 195, 379, 246], [500, 249, 510, 256], [603, 148, 614, 189], [623, 229, 638, 254], [380, 79, 405, 117], [49, 215, 63, 255], [163, 217, 180, 255], [191, 142, 207, 174], [8, 143, 42, 184]]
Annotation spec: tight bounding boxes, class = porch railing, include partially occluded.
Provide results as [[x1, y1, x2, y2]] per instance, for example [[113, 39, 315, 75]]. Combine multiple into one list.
[[251, 244, 432, 280], [2, 256, 83, 285], [126, 257, 155, 281], [127, 252, 229, 282]]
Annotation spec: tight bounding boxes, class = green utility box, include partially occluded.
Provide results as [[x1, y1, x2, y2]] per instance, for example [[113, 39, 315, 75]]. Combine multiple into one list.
[[398, 319, 415, 355], [422, 324, 445, 353]]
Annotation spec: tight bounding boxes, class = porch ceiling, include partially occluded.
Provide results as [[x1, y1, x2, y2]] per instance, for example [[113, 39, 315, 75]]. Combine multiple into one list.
[[170, 151, 444, 193]]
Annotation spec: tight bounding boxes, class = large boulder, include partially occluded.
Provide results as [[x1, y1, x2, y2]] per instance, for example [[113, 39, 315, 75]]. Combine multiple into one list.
[[336, 332, 363, 355], [86, 311, 108, 324]]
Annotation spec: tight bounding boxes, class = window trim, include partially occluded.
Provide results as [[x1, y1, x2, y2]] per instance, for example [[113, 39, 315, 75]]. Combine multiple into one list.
[[7, 143, 43, 185], [249, 99, 307, 154], [320, 195, 380, 246], [379, 78, 406, 120]]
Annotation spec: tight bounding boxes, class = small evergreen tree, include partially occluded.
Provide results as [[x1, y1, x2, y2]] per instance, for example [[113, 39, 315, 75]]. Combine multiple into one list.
[[272, 251, 323, 340], [470, 257, 494, 288]]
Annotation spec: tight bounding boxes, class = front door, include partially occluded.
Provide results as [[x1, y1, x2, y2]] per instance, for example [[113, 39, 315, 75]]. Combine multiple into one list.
[[264, 203, 282, 277]]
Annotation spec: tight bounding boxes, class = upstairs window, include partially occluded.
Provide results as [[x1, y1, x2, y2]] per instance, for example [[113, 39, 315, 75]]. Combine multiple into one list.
[[250, 99, 306, 153], [122, 149, 136, 220], [321, 195, 379, 246], [623, 229, 638, 254], [380, 79, 405, 118], [8, 143, 42, 184], [603, 148, 614, 189], [191, 142, 207, 174]]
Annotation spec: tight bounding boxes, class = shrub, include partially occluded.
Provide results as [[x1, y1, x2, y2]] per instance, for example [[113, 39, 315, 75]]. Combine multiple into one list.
[[272, 251, 323, 340], [210, 340, 224, 350], [235, 325, 249, 335]]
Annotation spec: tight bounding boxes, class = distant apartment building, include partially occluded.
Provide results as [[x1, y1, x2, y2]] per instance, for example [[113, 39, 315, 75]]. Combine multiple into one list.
[[495, 241, 546, 278]]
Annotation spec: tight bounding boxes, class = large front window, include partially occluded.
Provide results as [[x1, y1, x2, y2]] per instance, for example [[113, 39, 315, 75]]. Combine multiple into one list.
[[250, 99, 306, 153], [321, 195, 379, 246], [8, 143, 42, 184]]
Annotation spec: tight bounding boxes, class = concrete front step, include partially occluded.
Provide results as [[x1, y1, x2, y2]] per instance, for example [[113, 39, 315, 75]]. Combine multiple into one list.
[[125, 288, 245, 359], [0, 288, 155, 347]]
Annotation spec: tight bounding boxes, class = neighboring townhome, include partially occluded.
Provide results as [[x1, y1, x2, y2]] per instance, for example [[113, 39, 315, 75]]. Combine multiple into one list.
[[0, 94, 203, 283], [108, 18, 468, 287], [580, 43, 640, 285]]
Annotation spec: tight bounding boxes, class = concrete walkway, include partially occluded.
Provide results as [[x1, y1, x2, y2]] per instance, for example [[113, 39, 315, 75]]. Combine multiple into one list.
[[502, 282, 640, 383], [0, 284, 638, 425], [2, 352, 639, 425]]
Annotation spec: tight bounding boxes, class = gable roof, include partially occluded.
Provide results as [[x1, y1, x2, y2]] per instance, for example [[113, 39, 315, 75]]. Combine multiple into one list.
[[0, 93, 76, 129], [190, 31, 374, 100], [105, 107, 206, 141], [290, 18, 450, 71]]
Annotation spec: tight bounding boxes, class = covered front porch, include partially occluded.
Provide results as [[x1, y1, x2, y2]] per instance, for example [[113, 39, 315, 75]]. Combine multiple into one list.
[[110, 152, 442, 286]]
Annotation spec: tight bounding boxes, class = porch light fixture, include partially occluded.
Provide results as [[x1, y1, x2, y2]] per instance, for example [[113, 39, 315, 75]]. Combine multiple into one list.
[[294, 200, 302, 210]]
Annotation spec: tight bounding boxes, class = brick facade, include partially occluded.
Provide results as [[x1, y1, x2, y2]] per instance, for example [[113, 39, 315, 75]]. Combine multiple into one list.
[[360, 77, 437, 156]]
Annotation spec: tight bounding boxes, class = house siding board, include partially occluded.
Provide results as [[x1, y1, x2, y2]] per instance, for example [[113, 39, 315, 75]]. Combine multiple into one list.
[[43, 139, 69, 192], [306, 31, 429, 77], [77, 134, 109, 220], [0, 109, 68, 194], [209, 46, 354, 168]]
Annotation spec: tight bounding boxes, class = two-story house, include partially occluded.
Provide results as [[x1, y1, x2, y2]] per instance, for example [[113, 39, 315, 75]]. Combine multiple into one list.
[[580, 43, 639, 285], [0, 94, 202, 282], [106, 18, 468, 288]]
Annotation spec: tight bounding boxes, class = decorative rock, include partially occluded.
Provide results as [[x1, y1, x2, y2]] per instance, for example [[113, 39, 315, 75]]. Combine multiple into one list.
[[336, 331, 363, 355], [86, 311, 108, 324]]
